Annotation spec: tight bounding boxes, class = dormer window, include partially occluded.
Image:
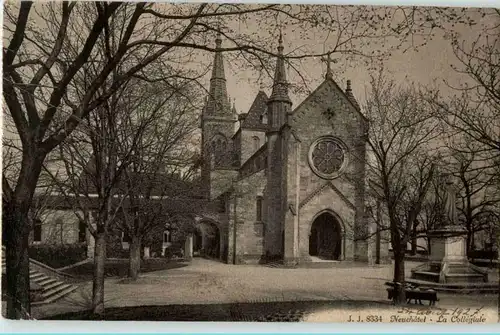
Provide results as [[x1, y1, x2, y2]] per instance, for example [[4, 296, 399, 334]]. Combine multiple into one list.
[[33, 219, 42, 243], [260, 109, 268, 125], [256, 196, 263, 222], [252, 136, 260, 152]]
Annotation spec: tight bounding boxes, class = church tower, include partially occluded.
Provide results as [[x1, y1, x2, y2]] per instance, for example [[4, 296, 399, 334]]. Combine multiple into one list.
[[265, 33, 293, 258], [201, 33, 237, 198]]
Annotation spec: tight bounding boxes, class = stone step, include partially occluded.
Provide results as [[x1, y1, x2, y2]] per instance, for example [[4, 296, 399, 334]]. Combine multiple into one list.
[[414, 271, 439, 276], [43, 281, 66, 292], [2, 247, 78, 305], [41, 285, 79, 304], [41, 283, 73, 300], [37, 277, 58, 286], [446, 272, 484, 277], [445, 272, 486, 284], [412, 271, 440, 283], [30, 272, 46, 280]]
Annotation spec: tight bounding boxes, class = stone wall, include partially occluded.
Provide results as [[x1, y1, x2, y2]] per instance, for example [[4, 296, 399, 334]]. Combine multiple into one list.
[[288, 79, 368, 262], [228, 171, 266, 264], [283, 127, 300, 264], [231, 170, 267, 264], [210, 169, 238, 200], [264, 132, 286, 258], [240, 129, 266, 164], [36, 209, 85, 245]]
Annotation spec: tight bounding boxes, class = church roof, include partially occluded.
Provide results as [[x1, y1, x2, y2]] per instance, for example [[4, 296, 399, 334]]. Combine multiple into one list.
[[76, 164, 205, 199], [290, 76, 367, 123], [240, 90, 269, 130]]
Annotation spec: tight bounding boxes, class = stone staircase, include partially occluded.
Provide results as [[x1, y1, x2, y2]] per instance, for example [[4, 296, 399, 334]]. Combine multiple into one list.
[[2, 248, 79, 306]]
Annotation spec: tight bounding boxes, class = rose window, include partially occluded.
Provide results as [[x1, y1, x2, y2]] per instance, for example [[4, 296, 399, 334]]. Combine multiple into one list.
[[309, 137, 347, 179]]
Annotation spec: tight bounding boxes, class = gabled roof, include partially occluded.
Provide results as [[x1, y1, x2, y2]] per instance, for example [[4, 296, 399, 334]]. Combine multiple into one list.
[[77, 170, 205, 199], [241, 90, 269, 130], [291, 77, 367, 123]]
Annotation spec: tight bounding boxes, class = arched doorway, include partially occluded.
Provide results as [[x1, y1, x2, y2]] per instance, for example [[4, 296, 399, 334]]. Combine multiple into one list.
[[194, 221, 221, 259], [193, 229, 203, 256], [309, 212, 342, 260]]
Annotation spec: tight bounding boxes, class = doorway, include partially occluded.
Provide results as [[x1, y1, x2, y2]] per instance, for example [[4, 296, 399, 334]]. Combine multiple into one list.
[[309, 212, 342, 260]]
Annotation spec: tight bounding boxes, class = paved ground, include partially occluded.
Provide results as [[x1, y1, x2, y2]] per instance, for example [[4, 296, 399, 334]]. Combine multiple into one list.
[[32, 258, 498, 319]]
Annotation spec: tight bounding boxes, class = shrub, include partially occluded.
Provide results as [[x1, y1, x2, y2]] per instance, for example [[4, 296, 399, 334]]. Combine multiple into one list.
[[469, 249, 498, 260], [164, 245, 183, 259], [29, 243, 87, 269]]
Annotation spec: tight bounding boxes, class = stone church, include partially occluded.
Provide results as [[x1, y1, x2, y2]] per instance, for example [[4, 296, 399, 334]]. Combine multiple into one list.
[[27, 33, 389, 266], [195, 33, 382, 266]]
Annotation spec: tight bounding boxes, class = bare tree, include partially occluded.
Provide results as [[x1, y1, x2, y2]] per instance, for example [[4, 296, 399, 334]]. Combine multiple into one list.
[[115, 80, 202, 280], [53, 73, 185, 314], [364, 73, 440, 304], [2, 1, 478, 318], [415, 169, 447, 255], [426, 9, 499, 161], [443, 145, 500, 254]]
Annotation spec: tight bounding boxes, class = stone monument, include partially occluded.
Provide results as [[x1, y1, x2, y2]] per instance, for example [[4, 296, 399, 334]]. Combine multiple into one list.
[[411, 179, 488, 284], [184, 234, 193, 261]]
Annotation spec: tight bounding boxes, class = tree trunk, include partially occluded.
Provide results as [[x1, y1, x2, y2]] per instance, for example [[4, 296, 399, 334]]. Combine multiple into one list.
[[128, 235, 141, 280], [393, 250, 406, 305], [92, 232, 106, 316], [411, 224, 417, 256], [5, 205, 31, 319], [5, 152, 44, 319]]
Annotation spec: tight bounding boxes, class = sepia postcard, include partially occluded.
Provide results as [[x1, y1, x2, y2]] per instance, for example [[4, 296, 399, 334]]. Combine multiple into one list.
[[1, 1, 499, 324]]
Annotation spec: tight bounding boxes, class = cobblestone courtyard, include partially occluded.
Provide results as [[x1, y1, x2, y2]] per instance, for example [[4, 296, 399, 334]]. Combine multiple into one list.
[[32, 258, 498, 320]]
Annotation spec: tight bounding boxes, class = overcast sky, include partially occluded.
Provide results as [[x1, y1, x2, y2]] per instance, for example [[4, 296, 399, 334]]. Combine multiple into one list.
[[212, 6, 496, 115]]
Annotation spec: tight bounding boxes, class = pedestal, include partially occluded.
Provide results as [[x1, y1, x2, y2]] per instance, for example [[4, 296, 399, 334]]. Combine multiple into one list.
[[411, 225, 488, 284], [143, 247, 150, 259], [184, 235, 193, 261]]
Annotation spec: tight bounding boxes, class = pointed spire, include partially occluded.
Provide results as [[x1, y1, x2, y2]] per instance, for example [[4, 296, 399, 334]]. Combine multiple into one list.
[[326, 54, 332, 79], [215, 31, 222, 47], [321, 53, 334, 80], [267, 32, 292, 130], [259, 79, 266, 91], [278, 30, 284, 54], [345, 79, 360, 110], [211, 32, 225, 80], [205, 32, 231, 117], [269, 31, 291, 104], [232, 98, 237, 114]]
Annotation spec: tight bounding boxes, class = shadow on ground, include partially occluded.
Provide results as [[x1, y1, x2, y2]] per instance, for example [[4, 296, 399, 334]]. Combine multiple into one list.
[[42, 299, 392, 321], [62, 259, 189, 281]]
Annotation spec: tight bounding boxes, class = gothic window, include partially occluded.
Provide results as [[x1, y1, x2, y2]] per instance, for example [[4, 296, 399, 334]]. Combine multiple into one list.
[[260, 109, 268, 125], [122, 231, 131, 243], [211, 134, 227, 165], [323, 107, 335, 120], [256, 197, 263, 222], [56, 217, 64, 244], [252, 136, 260, 152], [308, 136, 347, 179], [33, 219, 42, 243], [232, 151, 240, 166], [218, 196, 226, 213], [78, 220, 86, 243], [163, 230, 172, 243]]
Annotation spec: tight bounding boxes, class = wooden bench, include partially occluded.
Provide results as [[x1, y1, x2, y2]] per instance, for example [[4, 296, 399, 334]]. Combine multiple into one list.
[[386, 287, 438, 306], [385, 282, 438, 306]]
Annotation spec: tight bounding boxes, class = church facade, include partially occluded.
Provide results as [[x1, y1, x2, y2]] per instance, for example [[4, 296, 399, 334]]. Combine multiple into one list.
[[196, 33, 379, 265]]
